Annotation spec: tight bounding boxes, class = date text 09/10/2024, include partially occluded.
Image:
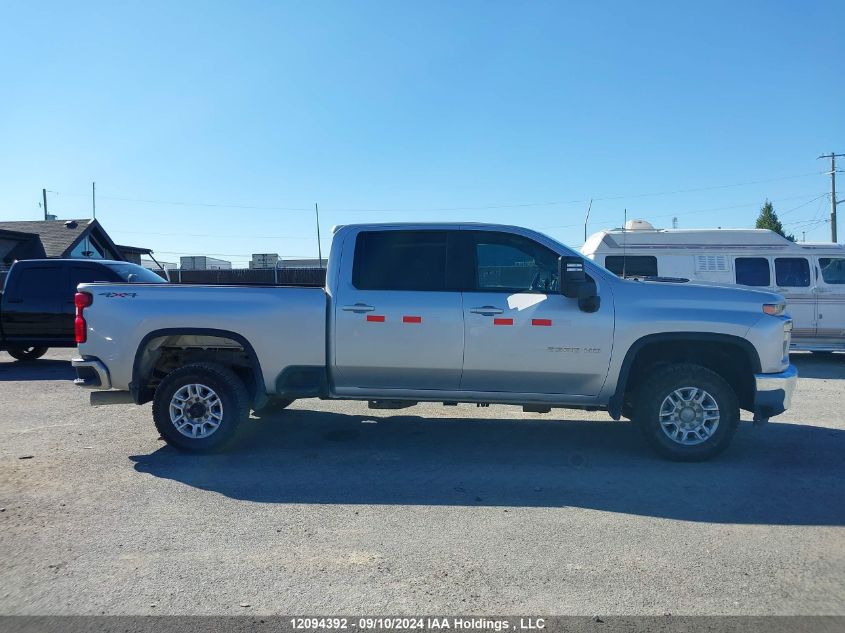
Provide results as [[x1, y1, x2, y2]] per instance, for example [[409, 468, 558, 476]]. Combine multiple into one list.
[[289, 617, 546, 631]]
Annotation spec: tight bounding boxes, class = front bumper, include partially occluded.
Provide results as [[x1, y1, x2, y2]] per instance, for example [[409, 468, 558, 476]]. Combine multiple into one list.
[[753, 364, 798, 421], [71, 357, 111, 390]]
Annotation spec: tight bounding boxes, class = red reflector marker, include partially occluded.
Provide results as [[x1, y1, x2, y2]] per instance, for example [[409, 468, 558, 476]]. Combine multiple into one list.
[[531, 319, 552, 326], [493, 318, 513, 326], [366, 315, 385, 322], [74, 292, 93, 344], [74, 292, 93, 308], [403, 316, 422, 324], [75, 316, 87, 344]]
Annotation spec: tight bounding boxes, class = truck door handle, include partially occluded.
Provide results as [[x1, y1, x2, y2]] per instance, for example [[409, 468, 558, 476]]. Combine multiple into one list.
[[342, 303, 375, 313], [469, 306, 504, 316]]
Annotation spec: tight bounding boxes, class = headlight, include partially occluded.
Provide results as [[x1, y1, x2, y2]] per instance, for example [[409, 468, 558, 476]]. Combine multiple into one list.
[[763, 303, 786, 316]]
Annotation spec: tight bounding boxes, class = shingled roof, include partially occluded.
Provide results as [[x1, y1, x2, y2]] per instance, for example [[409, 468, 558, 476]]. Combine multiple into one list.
[[0, 219, 95, 257]]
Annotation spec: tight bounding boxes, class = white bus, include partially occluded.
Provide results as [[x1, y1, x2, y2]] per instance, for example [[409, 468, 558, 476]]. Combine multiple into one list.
[[582, 220, 845, 353]]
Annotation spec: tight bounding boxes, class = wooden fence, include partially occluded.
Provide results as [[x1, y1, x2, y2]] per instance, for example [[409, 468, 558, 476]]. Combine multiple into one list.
[[0, 267, 326, 289]]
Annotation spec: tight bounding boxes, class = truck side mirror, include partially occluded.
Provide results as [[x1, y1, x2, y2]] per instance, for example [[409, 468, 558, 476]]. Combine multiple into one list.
[[559, 256, 586, 298], [559, 256, 601, 313]]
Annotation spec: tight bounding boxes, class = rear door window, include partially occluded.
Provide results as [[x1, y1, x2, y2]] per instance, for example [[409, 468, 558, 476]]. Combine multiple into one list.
[[818, 258, 845, 285], [352, 231, 451, 291], [775, 258, 811, 287], [12, 266, 64, 300], [735, 257, 771, 286]]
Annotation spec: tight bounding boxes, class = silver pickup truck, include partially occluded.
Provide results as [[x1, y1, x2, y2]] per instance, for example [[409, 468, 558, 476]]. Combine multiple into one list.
[[73, 223, 797, 461]]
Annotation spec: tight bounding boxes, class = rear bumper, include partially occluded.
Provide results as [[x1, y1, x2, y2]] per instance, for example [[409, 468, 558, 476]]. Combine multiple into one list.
[[753, 364, 798, 421], [71, 357, 111, 390]]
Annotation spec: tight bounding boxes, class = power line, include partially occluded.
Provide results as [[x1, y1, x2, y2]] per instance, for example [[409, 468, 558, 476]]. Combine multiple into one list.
[[778, 193, 831, 216], [540, 192, 826, 230], [322, 171, 824, 212], [113, 229, 330, 240], [48, 170, 823, 214], [107, 192, 825, 241]]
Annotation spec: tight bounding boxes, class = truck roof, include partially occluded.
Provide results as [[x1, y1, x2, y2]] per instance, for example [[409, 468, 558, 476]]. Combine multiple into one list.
[[332, 222, 533, 233], [11, 258, 130, 265]]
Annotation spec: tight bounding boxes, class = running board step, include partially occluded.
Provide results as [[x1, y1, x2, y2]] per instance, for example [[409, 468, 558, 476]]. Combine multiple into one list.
[[90, 391, 134, 406], [368, 400, 417, 410], [523, 405, 552, 413]]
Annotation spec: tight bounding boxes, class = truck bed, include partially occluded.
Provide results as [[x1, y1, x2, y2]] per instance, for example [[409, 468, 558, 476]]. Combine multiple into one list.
[[76, 282, 328, 395]]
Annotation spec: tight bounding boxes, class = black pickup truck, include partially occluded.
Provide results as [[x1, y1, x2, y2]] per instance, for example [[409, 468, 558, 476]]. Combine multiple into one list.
[[0, 259, 165, 360]]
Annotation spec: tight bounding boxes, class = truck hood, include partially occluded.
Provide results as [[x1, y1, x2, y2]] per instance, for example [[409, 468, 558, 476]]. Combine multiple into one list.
[[617, 277, 784, 310]]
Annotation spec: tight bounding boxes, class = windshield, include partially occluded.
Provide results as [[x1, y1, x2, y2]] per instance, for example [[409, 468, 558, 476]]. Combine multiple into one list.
[[105, 263, 167, 283]]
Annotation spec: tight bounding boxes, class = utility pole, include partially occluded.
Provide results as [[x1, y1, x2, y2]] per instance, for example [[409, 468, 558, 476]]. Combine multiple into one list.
[[818, 152, 844, 242], [92, 182, 96, 219], [315, 203, 323, 268], [42, 188, 48, 220]]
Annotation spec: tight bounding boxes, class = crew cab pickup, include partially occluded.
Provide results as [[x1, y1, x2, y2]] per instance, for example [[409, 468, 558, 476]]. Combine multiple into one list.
[[1, 258, 165, 361], [73, 223, 798, 460]]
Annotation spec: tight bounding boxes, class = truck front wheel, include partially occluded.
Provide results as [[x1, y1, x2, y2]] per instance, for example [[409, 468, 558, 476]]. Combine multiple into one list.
[[152, 362, 249, 453], [7, 346, 48, 361], [632, 363, 739, 461]]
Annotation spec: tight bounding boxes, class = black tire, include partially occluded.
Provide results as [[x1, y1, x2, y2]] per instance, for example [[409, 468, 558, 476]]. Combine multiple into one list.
[[632, 363, 739, 462], [254, 398, 294, 414], [152, 362, 250, 453], [7, 346, 49, 361]]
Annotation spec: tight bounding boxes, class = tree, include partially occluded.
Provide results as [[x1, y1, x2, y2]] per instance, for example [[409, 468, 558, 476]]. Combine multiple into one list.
[[755, 199, 795, 241]]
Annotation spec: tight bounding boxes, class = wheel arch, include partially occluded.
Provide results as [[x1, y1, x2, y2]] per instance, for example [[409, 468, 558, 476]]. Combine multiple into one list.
[[608, 332, 762, 419], [131, 328, 265, 406]]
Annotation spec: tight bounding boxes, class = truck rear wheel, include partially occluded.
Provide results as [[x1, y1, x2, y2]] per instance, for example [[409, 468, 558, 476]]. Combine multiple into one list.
[[152, 362, 249, 453], [7, 346, 48, 361], [632, 363, 739, 461]]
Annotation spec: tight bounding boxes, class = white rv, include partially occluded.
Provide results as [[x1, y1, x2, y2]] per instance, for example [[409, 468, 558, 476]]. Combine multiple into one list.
[[582, 220, 845, 352]]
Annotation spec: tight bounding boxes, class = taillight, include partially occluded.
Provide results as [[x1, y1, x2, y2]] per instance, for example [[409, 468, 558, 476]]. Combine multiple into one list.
[[74, 292, 93, 344]]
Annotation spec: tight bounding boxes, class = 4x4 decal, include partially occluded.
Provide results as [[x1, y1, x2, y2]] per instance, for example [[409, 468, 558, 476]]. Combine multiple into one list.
[[98, 292, 137, 298]]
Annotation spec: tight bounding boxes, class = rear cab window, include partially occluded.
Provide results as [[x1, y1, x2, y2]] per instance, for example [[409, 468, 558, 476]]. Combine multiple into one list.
[[104, 263, 167, 283]]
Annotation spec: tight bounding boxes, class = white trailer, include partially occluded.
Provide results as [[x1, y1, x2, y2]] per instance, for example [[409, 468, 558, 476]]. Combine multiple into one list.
[[582, 220, 845, 352]]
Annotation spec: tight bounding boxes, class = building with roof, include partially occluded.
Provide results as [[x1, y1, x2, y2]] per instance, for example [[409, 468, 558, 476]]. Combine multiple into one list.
[[179, 256, 232, 270], [0, 218, 152, 267], [142, 257, 177, 270], [278, 258, 324, 268]]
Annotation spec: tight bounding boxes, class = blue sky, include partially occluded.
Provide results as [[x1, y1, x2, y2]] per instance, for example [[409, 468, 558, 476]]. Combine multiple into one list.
[[1, 1, 842, 265]]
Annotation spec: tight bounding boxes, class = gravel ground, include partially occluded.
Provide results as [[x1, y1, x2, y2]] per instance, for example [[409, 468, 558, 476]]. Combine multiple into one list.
[[0, 349, 843, 615]]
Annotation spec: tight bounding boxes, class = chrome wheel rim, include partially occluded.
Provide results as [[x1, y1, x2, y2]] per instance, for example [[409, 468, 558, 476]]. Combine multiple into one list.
[[169, 383, 223, 439], [659, 387, 720, 446]]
